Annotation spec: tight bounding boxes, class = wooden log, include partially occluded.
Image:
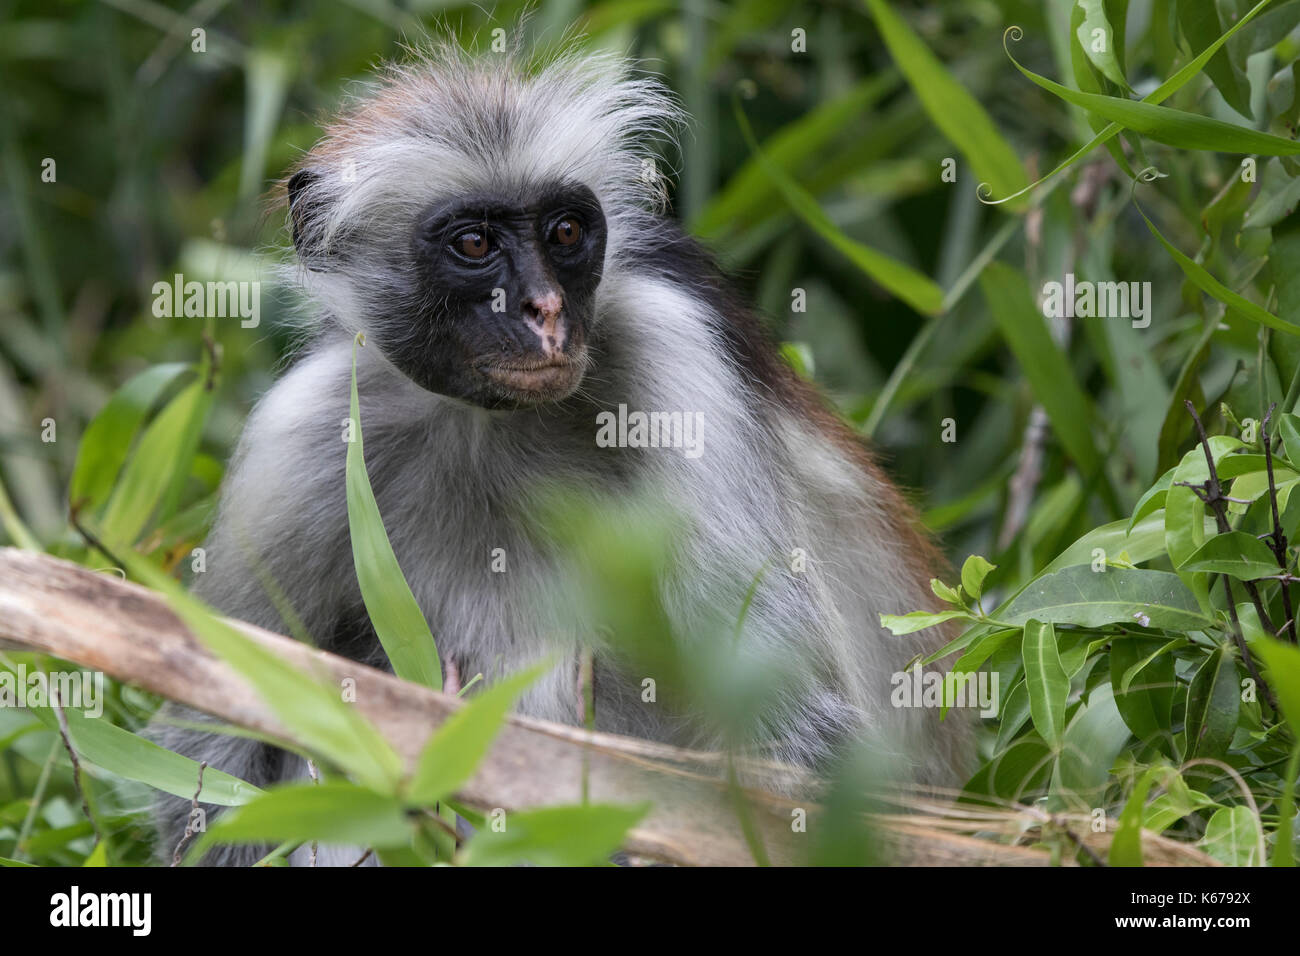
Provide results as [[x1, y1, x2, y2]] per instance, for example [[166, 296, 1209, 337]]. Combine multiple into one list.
[[0, 546, 1069, 865]]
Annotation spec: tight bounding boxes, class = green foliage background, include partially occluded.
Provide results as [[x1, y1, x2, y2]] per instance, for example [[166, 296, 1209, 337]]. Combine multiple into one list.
[[1, 0, 1299, 866]]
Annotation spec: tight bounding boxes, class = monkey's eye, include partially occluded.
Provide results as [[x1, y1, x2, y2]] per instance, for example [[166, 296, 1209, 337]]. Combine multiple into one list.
[[552, 217, 582, 247], [453, 230, 491, 260]]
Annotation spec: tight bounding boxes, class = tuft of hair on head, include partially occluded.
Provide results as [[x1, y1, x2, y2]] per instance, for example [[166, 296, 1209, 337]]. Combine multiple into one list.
[[279, 33, 684, 283]]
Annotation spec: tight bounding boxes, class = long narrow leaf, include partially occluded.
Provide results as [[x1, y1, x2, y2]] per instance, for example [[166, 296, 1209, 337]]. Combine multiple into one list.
[[347, 336, 443, 690], [863, 0, 1027, 204]]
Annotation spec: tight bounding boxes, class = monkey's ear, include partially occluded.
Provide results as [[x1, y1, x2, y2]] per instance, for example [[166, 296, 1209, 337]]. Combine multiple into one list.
[[286, 168, 321, 261]]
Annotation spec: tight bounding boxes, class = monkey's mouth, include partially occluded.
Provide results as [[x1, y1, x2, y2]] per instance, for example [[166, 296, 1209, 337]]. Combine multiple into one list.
[[476, 351, 585, 403]]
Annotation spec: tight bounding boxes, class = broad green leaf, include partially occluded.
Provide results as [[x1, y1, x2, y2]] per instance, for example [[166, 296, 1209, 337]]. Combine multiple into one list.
[[1279, 413, 1300, 465], [460, 803, 650, 867], [1111, 637, 1175, 745], [943, 629, 1018, 717], [1045, 511, 1213, 574], [1145, 783, 1217, 834], [879, 609, 972, 635], [68, 362, 191, 512], [1128, 449, 1260, 533], [28, 704, 257, 807], [733, 104, 944, 316], [1120, 637, 1186, 694], [1165, 438, 1245, 569], [964, 737, 1053, 803], [1185, 644, 1240, 761], [1180, 531, 1282, 580], [980, 262, 1101, 474], [1200, 805, 1263, 866], [199, 782, 411, 853], [994, 680, 1031, 752], [1056, 684, 1131, 807], [1128, 466, 1175, 533], [930, 577, 963, 606], [347, 339, 442, 690], [406, 666, 541, 806], [863, 0, 1027, 204], [1002, 566, 1214, 630], [960, 555, 997, 601], [1022, 620, 1068, 751]]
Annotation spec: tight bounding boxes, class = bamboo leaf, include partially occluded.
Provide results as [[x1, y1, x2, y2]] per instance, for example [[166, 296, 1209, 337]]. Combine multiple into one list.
[[980, 261, 1101, 474], [347, 337, 443, 690], [863, 0, 1027, 205]]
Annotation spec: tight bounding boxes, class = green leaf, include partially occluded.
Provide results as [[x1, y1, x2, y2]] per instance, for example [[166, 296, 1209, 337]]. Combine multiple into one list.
[[1076, 0, 1131, 90], [1165, 438, 1245, 569], [347, 338, 443, 690], [1279, 413, 1300, 466], [1200, 805, 1263, 866], [200, 782, 411, 852], [1185, 644, 1241, 761], [1177, 0, 1254, 119], [1110, 766, 1169, 866], [1006, 41, 1300, 154], [994, 680, 1032, 752], [100, 377, 214, 547], [732, 104, 944, 316], [959, 555, 997, 601], [1129, 466, 1175, 533], [863, 0, 1027, 205], [124, 551, 404, 792], [1022, 619, 1068, 751], [1181, 531, 1282, 579], [406, 666, 541, 806], [1274, 742, 1300, 867], [879, 609, 972, 636], [980, 262, 1101, 475], [1002, 566, 1214, 630], [28, 704, 257, 807], [930, 577, 963, 606], [1255, 637, 1300, 735], [1056, 685, 1132, 807], [1136, 196, 1300, 337], [1110, 637, 1176, 746], [964, 737, 1054, 803], [692, 74, 899, 238], [459, 803, 651, 867], [68, 362, 192, 513]]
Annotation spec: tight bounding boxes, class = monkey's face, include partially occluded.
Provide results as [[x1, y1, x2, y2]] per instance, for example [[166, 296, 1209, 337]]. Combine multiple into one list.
[[382, 182, 607, 409]]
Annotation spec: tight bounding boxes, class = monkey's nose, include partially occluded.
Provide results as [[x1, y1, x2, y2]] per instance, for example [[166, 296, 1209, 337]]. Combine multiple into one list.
[[523, 291, 566, 356]]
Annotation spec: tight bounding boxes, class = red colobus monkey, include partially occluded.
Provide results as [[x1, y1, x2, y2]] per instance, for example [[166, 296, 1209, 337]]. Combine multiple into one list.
[[152, 40, 968, 865]]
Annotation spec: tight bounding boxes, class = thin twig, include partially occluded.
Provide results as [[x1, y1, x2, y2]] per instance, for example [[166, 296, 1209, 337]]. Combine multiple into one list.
[[51, 685, 102, 848], [1051, 814, 1107, 866], [1184, 401, 1278, 709], [1260, 404, 1298, 644], [1183, 402, 1278, 633], [171, 760, 207, 866]]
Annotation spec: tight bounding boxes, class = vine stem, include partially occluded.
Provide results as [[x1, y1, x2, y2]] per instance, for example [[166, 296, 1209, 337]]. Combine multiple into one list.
[[1182, 401, 1276, 711]]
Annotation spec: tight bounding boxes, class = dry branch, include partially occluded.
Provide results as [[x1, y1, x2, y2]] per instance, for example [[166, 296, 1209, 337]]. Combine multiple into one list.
[[0, 548, 1213, 866]]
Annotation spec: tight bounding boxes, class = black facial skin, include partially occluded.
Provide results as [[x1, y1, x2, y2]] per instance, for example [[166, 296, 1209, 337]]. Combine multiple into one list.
[[383, 182, 607, 409]]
